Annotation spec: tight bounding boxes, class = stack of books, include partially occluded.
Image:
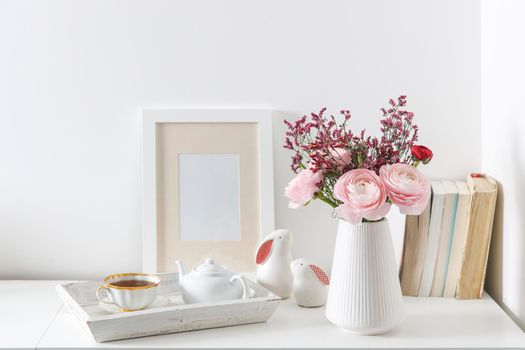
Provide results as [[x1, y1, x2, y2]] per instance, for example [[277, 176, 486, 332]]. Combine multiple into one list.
[[399, 173, 498, 299]]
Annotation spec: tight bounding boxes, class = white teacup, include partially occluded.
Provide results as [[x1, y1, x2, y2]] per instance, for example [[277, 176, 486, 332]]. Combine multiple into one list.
[[96, 273, 161, 312]]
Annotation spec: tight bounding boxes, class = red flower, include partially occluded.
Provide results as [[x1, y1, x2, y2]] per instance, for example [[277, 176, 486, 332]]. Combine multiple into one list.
[[411, 145, 433, 164]]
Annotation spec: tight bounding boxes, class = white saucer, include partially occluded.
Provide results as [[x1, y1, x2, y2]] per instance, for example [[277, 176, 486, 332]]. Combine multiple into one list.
[[98, 295, 170, 313]]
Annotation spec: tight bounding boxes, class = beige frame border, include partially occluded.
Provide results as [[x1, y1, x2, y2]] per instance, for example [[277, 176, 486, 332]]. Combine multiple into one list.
[[142, 109, 275, 273]]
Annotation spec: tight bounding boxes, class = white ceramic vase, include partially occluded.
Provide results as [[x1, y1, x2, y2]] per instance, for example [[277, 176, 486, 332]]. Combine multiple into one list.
[[325, 218, 405, 335]]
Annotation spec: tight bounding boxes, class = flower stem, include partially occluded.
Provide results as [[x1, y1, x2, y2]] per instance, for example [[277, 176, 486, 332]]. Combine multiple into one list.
[[316, 193, 338, 208]]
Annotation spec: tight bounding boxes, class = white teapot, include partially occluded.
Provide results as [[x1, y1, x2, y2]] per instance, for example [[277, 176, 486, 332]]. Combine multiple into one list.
[[175, 258, 249, 304]]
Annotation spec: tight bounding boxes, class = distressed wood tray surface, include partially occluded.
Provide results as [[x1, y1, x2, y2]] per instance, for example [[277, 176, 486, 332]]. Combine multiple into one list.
[[56, 272, 281, 342]]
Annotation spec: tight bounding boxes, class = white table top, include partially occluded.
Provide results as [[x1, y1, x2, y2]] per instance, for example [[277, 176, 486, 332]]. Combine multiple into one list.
[[1, 280, 524, 349], [0, 281, 67, 349]]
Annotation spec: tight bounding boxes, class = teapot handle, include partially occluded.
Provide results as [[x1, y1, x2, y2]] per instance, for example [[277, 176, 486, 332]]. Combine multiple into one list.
[[230, 274, 249, 299]]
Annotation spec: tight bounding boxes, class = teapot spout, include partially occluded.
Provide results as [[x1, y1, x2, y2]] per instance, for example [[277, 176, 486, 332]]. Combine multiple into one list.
[[175, 260, 186, 279]]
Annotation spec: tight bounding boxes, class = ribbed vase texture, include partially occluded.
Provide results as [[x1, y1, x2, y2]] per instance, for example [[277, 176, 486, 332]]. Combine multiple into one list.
[[325, 219, 405, 335]]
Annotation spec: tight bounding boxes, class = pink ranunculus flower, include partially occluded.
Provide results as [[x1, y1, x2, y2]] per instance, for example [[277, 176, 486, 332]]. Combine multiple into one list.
[[330, 147, 352, 167], [284, 168, 324, 209], [379, 163, 431, 215], [333, 169, 391, 224]]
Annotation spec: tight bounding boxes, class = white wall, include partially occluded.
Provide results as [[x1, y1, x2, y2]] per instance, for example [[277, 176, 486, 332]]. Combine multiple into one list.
[[0, 0, 481, 279], [482, 0, 525, 330]]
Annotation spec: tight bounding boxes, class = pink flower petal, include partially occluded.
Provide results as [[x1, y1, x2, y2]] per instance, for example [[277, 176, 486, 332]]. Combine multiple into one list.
[[334, 169, 389, 223], [284, 169, 323, 208], [335, 203, 363, 225], [380, 163, 430, 214]]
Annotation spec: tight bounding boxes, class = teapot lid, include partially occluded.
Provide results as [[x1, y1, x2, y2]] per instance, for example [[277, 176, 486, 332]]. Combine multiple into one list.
[[194, 258, 229, 276]]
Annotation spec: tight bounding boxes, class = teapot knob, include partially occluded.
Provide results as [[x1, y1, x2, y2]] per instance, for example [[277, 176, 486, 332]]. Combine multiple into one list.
[[205, 258, 214, 265]]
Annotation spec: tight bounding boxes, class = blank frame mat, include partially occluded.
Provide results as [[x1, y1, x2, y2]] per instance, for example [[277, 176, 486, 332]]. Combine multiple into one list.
[[178, 153, 241, 242], [155, 122, 261, 273]]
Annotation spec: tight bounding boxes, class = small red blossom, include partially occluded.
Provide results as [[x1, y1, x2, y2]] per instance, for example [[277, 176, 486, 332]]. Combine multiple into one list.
[[411, 145, 433, 164]]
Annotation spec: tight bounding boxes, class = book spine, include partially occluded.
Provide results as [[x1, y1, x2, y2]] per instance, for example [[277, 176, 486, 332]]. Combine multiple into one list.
[[456, 189, 497, 299]]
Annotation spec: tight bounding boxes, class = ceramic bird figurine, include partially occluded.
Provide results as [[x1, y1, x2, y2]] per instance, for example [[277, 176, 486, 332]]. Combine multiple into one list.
[[291, 258, 329, 307], [255, 229, 293, 298]]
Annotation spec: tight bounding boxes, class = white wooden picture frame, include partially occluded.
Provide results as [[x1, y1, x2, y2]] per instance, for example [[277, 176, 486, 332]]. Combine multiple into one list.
[[142, 109, 275, 273]]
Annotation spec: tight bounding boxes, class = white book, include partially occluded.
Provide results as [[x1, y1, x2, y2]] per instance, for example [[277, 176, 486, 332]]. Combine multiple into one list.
[[430, 181, 458, 296], [443, 181, 473, 297], [418, 181, 446, 297]]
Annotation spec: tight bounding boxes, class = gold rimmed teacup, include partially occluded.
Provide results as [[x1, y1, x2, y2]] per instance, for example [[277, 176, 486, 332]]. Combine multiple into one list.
[[96, 273, 161, 311]]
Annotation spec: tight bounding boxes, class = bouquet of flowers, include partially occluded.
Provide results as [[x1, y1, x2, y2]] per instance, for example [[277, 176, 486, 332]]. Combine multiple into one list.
[[283, 95, 433, 224]]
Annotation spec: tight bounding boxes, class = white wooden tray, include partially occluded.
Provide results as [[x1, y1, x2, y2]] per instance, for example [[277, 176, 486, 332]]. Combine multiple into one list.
[[56, 273, 281, 342]]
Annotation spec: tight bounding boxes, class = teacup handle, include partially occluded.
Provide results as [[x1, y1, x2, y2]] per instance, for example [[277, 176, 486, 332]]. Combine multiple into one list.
[[96, 285, 117, 306], [230, 275, 249, 299]]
